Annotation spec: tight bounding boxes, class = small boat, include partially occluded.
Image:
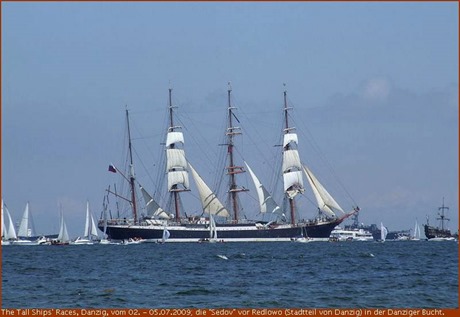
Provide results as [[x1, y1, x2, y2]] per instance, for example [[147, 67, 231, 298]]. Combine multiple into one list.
[[330, 226, 374, 241], [51, 212, 70, 245], [2, 199, 17, 245], [73, 201, 100, 245], [380, 222, 388, 242]]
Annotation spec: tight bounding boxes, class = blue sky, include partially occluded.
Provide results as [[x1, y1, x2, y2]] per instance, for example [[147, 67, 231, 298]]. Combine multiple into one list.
[[2, 2, 458, 238]]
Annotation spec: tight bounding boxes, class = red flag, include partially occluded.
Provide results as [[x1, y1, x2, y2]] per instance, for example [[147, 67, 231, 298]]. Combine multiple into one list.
[[108, 165, 117, 173]]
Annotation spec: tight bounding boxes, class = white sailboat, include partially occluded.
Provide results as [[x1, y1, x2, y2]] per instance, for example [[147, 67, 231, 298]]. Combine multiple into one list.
[[380, 222, 388, 242], [209, 214, 218, 243], [2, 200, 18, 245], [12, 202, 38, 245], [74, 201, 100, 244], [52, 212, 70, 245], [411, 220, 421, 241], [160, 225, 171, 243]]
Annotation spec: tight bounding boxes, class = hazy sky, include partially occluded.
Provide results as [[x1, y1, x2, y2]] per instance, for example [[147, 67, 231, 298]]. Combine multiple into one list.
[[2, 2, 458, 238]]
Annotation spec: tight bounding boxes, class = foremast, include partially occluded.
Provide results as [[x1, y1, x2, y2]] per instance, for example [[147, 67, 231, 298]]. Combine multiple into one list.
[[166, 88, 190, 222], [226, 83, 248, 223]]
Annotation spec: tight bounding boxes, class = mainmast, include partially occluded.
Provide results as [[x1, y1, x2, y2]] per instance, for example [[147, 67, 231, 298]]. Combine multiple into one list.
[[166, 88, 190, 222], [282, 87, 305, 225], [226, 83, 248, 222], [126, 108, 138, 223]]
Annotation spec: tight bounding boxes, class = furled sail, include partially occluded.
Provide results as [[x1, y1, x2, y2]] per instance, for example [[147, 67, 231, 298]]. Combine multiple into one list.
[[244, 162, 281, 214], [188, 163, 229, 217], [139, 185, 170, 219], [303, 166, 344, 217]]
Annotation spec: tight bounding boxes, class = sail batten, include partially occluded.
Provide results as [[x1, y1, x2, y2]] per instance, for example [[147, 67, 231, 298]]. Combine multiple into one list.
[[189, 163, 229, 217]]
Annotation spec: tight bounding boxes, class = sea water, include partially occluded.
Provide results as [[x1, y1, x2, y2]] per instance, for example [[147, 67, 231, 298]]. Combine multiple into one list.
[[1, 241, 458, 308]]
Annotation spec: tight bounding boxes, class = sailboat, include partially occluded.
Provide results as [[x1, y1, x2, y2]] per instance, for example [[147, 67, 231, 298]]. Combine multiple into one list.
[[52, 212, 70, 245], [13, 202, 38, 245], [380, 222, 388, 242], [424, 198, 457, 241], [74, 201, 100, 244], [2, 200, 18, 245], [99, 86, 358, 242], [410, 220, 421, 241]]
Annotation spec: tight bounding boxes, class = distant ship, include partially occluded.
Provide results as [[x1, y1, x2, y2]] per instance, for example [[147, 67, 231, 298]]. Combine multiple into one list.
[[424, 198, 457, 241], [99, 86, 358, 242]]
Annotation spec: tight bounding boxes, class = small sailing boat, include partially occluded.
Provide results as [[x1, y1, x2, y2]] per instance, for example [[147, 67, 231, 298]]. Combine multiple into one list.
[[52, 212, 70, 245], [1, 200, 18, 245], [380, 222, 388, 242], [410, 220, 421, 241], [13, 202, 38, 245], [74, 201, 100, 245]]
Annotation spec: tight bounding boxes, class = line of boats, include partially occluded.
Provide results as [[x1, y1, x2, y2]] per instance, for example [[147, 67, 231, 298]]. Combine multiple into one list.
[[2, 86, 458, 245], [2, 198, 457, 245]]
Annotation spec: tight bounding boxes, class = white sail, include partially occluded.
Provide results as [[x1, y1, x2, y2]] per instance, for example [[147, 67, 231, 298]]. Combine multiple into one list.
[[3, 203, 17, 240], [303, 166, 344, 217], [84, 202, 99, 238], [244, 162, 281, 214], [283, 170, 304, 198], [282, 149, 302, 172], [168, 171, 190, 190], [18, 202, 34, 237], [209, 214, 218, 241], [162, 226, 170, 243], [58, 213, 70, 243], [1, 200, 5, 238], [188, 163, 229, 217], [166, 149, 188, 170], [380, 222, 388, 242], [283, 133, 298, 147], [139, 185, 169, 219], [165, 131, 184, 147]]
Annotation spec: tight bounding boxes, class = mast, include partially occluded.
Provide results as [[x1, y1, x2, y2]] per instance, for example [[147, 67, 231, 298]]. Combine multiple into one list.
[[226, 83, 248, 222], [169, 88, 180, 221], [283, 89, 296, 224], [166, 88, 190, 222], [281, 87, 305, 225], [437, 197, 450, 231], [126, 108, 138, 223]]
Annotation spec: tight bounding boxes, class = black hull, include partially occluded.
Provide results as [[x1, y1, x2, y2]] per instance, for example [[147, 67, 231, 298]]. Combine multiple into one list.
[[424, 224, 453, 239], [99, 219, 342, 242]]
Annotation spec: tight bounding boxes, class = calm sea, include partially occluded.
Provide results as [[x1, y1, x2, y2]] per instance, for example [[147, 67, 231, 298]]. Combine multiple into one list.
[[1, 241, 458, 309]]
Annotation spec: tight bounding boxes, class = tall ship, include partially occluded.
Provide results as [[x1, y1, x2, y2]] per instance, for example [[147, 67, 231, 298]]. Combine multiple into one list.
[[424, 198, 457, 241], [98, 86, 358, 242]]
